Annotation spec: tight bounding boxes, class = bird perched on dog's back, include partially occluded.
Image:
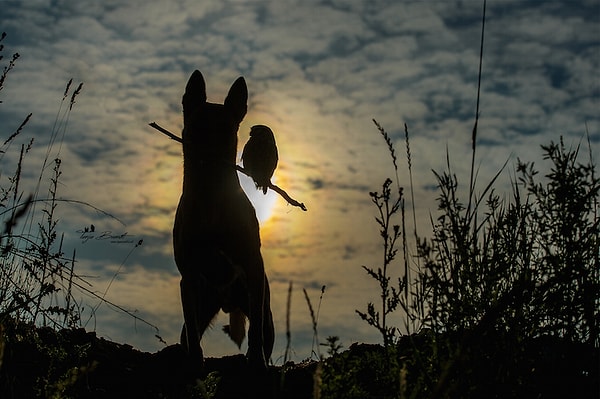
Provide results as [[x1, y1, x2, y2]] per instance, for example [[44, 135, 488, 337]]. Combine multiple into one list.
[[241, 125, 278, 194]]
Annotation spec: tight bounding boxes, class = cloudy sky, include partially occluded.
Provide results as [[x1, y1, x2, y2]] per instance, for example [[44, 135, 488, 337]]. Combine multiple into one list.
[[1, 0, 598, 362]]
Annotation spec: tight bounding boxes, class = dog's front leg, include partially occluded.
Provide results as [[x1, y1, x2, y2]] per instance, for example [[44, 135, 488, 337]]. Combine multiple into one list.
[[180, 277, 203, 363]]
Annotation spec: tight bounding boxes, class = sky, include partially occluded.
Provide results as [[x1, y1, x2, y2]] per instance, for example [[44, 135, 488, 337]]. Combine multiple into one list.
[[0, 0, 598, 363]]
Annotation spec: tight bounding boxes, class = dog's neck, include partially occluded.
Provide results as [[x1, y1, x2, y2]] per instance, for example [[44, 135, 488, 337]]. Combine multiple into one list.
[[181, 128, 241, 196]]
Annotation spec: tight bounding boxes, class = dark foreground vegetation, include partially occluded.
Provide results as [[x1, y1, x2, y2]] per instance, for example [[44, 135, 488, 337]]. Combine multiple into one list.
[[0, 318, 598, 398]]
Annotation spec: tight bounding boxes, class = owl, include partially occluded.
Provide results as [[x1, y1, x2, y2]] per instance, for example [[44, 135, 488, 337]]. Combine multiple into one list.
[[241, 125, 278, 194]]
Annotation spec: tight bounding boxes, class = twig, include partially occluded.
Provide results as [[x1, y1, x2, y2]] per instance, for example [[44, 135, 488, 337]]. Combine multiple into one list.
[[149, 121, 307, 211], [149, 122, 182, 143]]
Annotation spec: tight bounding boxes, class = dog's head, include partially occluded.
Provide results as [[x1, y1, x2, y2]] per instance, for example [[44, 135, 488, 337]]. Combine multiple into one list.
[[182, 70, 247, 164]]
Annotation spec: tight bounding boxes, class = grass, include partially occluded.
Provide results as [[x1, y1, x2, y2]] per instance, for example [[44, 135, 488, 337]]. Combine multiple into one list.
[[0, 33, 84, 328], [0, 32, 158, 341], [327, 107, 598, 399], [341, 0, 599, 396]]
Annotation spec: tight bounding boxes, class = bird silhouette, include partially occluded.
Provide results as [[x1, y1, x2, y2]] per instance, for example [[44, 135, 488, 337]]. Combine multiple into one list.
[[241, 125, 278, 194]]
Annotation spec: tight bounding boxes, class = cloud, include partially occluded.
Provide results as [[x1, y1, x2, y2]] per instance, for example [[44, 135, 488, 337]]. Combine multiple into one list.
[[0, 0, 598, 357]]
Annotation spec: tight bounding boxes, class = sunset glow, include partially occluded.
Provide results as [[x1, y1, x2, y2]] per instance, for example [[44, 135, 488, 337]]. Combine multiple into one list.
[[239, 171, 280, 224]]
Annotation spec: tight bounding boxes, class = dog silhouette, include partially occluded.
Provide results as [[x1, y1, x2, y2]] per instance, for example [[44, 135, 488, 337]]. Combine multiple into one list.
[[173, 70, 274, 369]]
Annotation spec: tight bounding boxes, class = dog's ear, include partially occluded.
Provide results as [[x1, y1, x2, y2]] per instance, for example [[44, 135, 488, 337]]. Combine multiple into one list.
[[224, 77, 247, 123], [183, 70, 207, 110]]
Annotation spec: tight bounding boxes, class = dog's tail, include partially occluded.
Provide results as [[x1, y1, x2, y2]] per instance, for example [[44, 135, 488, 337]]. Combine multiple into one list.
[[223, 309, 246, 348]]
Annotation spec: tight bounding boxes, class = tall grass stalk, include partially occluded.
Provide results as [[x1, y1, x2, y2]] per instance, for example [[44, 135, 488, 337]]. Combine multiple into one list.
[[283, 281, 292, 364], [303, 287, 322, 360], [467, 0, 486, 219]]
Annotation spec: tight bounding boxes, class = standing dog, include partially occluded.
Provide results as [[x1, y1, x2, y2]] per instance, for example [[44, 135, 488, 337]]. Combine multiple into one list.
[[173, 70, 274, 369]]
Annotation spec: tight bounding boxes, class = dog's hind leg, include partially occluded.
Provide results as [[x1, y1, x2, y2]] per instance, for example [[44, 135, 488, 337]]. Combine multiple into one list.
[[244, 255, 269, 369], [262, 275, 275, 362]]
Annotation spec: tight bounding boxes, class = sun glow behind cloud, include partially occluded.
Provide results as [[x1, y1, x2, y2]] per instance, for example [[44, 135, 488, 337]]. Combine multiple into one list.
[[239, 171, 279, 223]]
